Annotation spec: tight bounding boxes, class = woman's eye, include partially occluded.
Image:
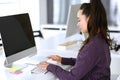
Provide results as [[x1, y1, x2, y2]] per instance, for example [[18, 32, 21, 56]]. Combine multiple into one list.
[[78, 20, 80, 22]]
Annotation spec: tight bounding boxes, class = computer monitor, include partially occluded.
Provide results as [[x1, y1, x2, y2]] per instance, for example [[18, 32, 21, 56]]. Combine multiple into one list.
[[66, 4, 81, 38], [0, 13, 37, 68], [66, 4, 88, 40]]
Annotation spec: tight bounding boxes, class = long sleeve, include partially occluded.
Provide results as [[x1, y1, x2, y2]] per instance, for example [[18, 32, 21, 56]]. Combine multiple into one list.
[[61, 57, 76, 65], [47, 34, 111, 80], [47, 42, 99, 80]]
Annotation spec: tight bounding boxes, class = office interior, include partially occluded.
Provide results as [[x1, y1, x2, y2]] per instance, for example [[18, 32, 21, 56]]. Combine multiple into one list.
[[0, 0, 120, 80]]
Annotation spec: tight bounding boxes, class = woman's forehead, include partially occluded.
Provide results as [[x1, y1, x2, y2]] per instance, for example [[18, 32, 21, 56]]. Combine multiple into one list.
[[77, 10, 86, 18]]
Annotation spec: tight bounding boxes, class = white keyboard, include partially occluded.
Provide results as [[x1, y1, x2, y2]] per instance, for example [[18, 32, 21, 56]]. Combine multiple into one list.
[[30, 59, 58, 74], [31, 67, 48, 74]]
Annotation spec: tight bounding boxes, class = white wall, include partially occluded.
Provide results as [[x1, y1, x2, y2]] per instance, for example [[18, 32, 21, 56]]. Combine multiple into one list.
[[0, 0, 21, 16], [0, 0, 40, 31], [39, 0, 47, 25], [19, 0, 40, 31]]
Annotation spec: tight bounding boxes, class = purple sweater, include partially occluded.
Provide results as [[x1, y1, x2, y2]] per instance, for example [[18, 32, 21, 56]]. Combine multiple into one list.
[[47, 34, 111, 80]]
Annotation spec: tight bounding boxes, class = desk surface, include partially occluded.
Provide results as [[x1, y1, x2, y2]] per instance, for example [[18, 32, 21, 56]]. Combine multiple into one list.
[[0, 33, 120, 80], [0, 33, 81, 80], [0, 47, 75, 80], [36, 33, 84, 51]]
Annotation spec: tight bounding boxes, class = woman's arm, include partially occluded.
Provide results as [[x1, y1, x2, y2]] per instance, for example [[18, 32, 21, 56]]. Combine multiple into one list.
[[47, 55, 76, 66], [61, 57, 76, 65], [47, 42, 100, 80]]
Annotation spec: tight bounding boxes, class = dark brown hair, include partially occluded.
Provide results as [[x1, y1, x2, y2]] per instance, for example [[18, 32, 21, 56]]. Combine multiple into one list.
[[80, 0, 112, 50]]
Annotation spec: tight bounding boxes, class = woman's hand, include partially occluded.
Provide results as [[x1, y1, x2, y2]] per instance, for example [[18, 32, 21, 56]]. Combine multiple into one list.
[[37, 55, 62, 69], [37, 61, 50, 69], [47, 55, 62, 63]]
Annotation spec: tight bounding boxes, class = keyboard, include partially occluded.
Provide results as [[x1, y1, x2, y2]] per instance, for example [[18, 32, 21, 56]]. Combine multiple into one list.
[[30, 59, 57, 74], [31, 67, 48, 74]]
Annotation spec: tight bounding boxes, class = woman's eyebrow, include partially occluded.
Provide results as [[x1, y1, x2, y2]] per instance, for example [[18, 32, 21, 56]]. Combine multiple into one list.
[[77, 17, 79, 19]]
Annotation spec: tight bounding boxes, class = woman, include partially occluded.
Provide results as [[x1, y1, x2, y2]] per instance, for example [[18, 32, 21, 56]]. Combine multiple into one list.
[[37, 0, 112, 80]]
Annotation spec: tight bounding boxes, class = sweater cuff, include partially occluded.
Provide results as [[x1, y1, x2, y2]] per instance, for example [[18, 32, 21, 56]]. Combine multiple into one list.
[[61, 57, 66, 64], [61, 57, 72, 64], [47, 64, 57, 72]]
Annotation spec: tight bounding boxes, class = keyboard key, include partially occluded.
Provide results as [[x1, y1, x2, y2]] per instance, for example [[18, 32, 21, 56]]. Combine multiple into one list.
[[31, 67, 47, 74]]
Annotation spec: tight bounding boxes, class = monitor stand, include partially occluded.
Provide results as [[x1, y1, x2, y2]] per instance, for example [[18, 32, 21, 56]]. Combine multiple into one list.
[[4, 54, 45, 69], [4, 60, 12, 68], [4, 58, 28, 69]]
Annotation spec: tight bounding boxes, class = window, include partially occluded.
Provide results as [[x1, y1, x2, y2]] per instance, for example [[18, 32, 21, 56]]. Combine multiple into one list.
[[47, 0, 120, 27], [47, 0, 81, 24]]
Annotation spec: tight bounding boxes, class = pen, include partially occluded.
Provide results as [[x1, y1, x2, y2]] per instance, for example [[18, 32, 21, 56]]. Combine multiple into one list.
[[44, 71, 48, 74]]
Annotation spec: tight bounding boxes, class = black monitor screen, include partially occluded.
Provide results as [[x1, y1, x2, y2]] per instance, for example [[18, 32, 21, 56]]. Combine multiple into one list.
[[0, 13, 35, 57]]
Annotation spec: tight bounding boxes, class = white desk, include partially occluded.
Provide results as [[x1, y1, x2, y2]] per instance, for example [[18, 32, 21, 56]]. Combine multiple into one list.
[[0, 33, 81, 80], [0, 33, 120, 80], [0, 47, 75, 80]]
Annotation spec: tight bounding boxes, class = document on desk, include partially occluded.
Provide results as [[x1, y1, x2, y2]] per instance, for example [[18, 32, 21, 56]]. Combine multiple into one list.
[[58, 40, 77, 50], [58, 40, 82, 50], [59, 40, 77, 46]]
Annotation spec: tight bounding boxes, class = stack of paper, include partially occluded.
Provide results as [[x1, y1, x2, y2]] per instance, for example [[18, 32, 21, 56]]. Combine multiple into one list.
[[9, 67, 23, 75], [58, 40, 77, 50]]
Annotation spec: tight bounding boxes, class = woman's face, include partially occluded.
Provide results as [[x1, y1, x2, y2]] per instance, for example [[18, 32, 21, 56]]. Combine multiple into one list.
[[77, 10, 89, 33]]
